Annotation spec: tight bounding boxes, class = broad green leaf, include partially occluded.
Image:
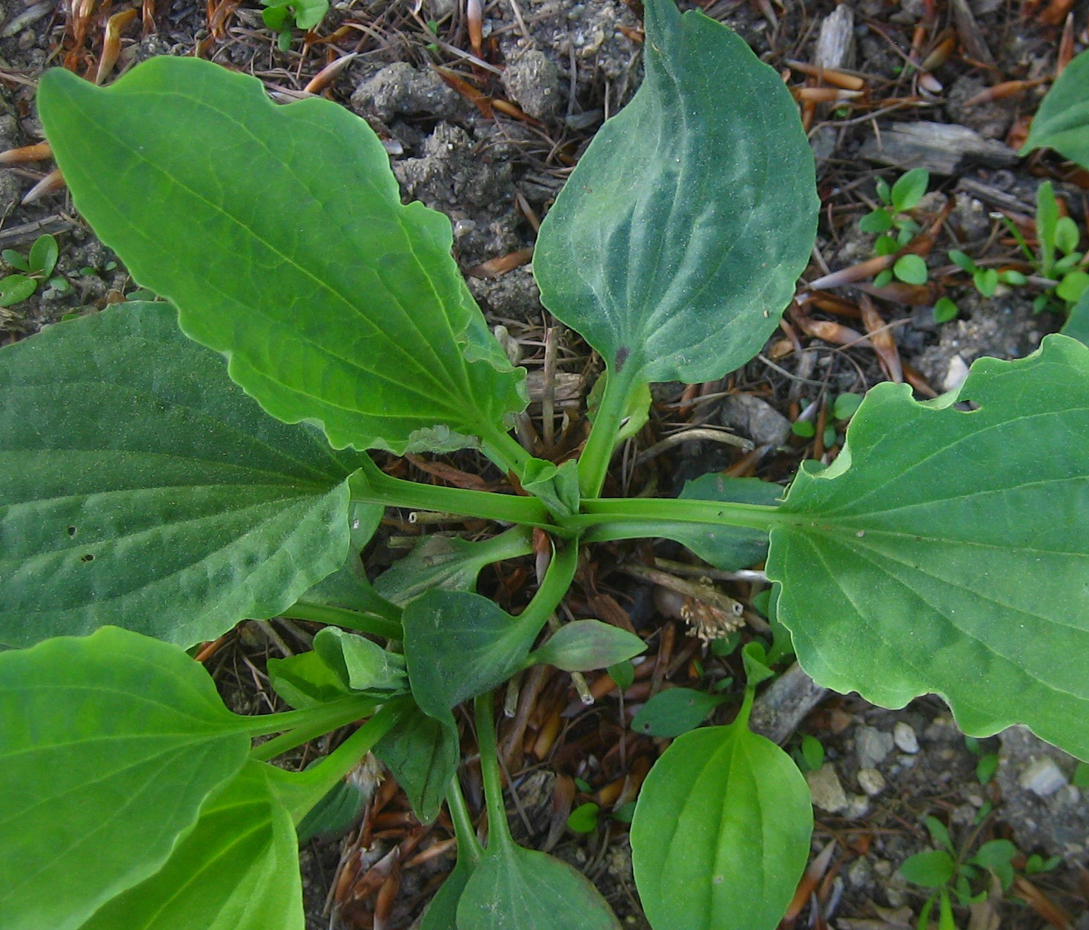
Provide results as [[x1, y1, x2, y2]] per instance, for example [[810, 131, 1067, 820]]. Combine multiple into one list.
[[0, 627, 250, 930], [267, 650, 353, 709], [631, 687, 729, 738], [529, 619, 646, 671], [899, 850, 955, 888], [420, 853, 477, 930], [630, 717, 812, 930], [80, 762, 303, 930], [676, 475, 782, 570], [38, 57, 526, 456], [373, 702, 460, 823], [1060, 287, 1089, 345], [313, 626, 408, 692], [0, 302, 363, 647], [403, 589, 541, 723], [766, 335, 1089, 760], [533, 0, 816, 385], [457, 841, 621, 930], [1021, 49, 1089, 170]]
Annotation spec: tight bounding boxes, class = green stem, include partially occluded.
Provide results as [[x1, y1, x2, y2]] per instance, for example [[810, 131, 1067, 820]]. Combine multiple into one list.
[[517, 533, 580, 634], [446, 776, 485, 862], [480, 422, 536, 480], [474, 690, 513, 850], [238, 692, 379, 741], [248, 696, 382, 763], [350, 457, 552, 528], [267, 697, 410, 823], [564, 495, 785, 534], [577, 365, 639, 499], [284, 600, 402, 640]]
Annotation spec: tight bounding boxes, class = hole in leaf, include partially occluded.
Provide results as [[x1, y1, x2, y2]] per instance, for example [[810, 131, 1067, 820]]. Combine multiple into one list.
[[80, 553, 94, 562], [67, 526, 77, 537], [953, 399, 981, 412]]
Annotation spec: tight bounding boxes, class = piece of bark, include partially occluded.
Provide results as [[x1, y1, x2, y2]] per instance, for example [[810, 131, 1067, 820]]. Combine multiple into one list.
[[860, 121, 1017, 176], [749, 662, 829, 745], [814, 4, 855, 71]]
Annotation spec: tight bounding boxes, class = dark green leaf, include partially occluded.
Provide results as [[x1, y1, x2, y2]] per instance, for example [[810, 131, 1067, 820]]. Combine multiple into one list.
[[970, 839, 1015, 889], [670, 475, 782, 570], [608, 660, 636, 691], [766, 335, 1089, 759], [38, 57, 526, 456], [567, 802, 601, 834], [0, 302, 364, 647], [631, 687, 729, 738], [0, 627, 250, 930], [375, 533, 509, 606], [530, 620, 645, 671], [933, 297, 958, 323], [1020, 49, 1089, 170], [973, 267, 999, 297], [2, 248, 29, 271], [631, 719, 812, 930], [261, 4, 293, 30], [801, 734, 824, 770], [403, 590, 541, 723], [296, 773, 369, 844], [899, 850, 955, 888], [373, 702, 459, 823], [80, 762, 303, 930], [533, 0, 816, 384], [457, 842, 621, 930], [925, 815, 954, 854]]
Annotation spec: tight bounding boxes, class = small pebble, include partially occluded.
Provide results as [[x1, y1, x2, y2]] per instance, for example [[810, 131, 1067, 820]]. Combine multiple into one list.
[[893, 721, 919, 754], [1019, 758, 1068, 798], [856, 726, 894, 768], [846, 793, 872, 819], [858, 767, 887, 796], [806, 764, 849, 813]]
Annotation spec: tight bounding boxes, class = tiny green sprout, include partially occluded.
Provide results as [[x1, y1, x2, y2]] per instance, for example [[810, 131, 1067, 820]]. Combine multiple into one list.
[[261, 0, 328, 46], [933, 297, 958, 323], [0, 234, 60, 308], [832, 392, 862, 420], [1024, 853, 1062, 875], [792, 734, 825, 772], [948, 249, 1003, 297], [893, 254, 928, 285], [975, 753, 998, 785], [567, 802, 601, 834], [791, 419, 816, 438]]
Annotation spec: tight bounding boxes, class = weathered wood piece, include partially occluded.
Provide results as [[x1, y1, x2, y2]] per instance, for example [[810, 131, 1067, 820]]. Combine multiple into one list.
[[860, 121, 1017, 176], [749, 662, 829, 745]]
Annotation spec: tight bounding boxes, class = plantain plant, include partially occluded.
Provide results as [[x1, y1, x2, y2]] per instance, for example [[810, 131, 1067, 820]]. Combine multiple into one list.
[[3, 3, 1089, 929]]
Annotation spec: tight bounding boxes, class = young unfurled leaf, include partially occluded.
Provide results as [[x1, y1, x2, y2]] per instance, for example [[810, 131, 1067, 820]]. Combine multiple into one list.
[[529, 619, 645, 671], [267, 650, 355, 709], [38, 57, 526, 457], [534, 0, 817, 386], [630, 708, 813, 930], [767, 335, 1089, 760], [1020, 49, 1089, 170], [313, 626, 408, 693], [0, 627, 251, 930], [0, 303, 365, 647], [457, 841, 621, 930], [78, 762, 304, 930]]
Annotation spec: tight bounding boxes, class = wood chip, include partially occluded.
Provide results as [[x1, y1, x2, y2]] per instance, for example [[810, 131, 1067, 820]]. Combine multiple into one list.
[[860, 121, 1017, 176]]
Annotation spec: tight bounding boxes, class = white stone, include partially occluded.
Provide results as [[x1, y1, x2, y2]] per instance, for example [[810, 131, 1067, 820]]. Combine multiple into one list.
[[858, 767, 887, 796], [893, 721, 919, 754], [806, 764, 849, 813], [1019, 758, 1068, 798], [856, 726, 895, 768]]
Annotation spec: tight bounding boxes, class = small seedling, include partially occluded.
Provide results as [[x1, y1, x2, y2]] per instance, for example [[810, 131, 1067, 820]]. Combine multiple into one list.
[[863, 169, 932, 287], [261, 0, 328, 50], [0, 234, 61, 306]]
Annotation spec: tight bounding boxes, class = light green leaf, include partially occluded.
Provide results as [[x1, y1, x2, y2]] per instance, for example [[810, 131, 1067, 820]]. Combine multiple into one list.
[[373, 703, 459, 823], [0, 273, 36, 306], [899, 850, 955, 888], [631, 687, 729, 738], [0, 302, 363, 647], [403, 590, 541, 723], [529, 619, 646, 671], [313, 626, 407, 692], [80, 762, 303, 930], [38, 57, 526, 456], [1021, 49, 1089, 170], [1060, 287, 1089, 345], [267, 650, 353, 709], [674, 475, 782, 570], [893, 254, 928, 285], [630, 717, 813, 930], [28, 233, 58, 276], [457, 841, 621, 930], [1055, 216, 1081, 255], [533, 0, 816, 385], [1057, 270, 1089, 304], [521, 458, 581, 518], [891, 167, 929, 213], [859, 208, 893, 234], [766, 335, 1089, 759], [0, 627, 251, 930]]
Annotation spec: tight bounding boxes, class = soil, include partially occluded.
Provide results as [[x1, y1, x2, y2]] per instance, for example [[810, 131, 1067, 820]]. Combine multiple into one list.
[[3, 0, 1089, 928]]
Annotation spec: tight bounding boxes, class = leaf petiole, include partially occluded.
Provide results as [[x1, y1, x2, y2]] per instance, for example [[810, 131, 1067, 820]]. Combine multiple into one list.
[[566, 495, 783, 536], [283, 599, 402, 640], [474, 690, 514, 850], [446, 775, 485, 862], [577, 364, 640, 499]]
